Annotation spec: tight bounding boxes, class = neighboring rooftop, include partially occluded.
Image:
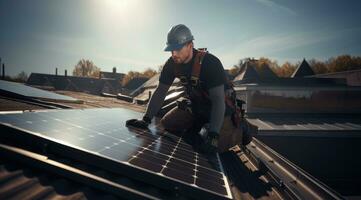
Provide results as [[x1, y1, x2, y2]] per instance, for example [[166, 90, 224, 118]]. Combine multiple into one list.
[[232, 58, 348, 87], [256, 64, 278, 79], [122, 77, 149, 95], [309, 69, 361, 86], [99, 67, 125, 80], [27, 73, 122, 95], [0, 79, 79, 102], [291, 59, 315, 78], [233, 63, 260, 82]]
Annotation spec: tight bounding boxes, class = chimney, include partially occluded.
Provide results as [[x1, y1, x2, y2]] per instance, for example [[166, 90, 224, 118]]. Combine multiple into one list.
[[65, 69, 67, 77], [113, 67, 116, 74], [2, 64, 4, 80], [55, 68, 58, 76]]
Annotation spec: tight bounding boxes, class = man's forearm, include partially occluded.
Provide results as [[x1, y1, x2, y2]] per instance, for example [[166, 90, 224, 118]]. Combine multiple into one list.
[[144, 83, 170, 119], [208, 85, 225, 133]]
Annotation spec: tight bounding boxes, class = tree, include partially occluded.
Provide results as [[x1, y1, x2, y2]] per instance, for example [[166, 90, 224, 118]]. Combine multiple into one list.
[[142, 68, 157, 78], [231, 55, 361, 77], [228, 65, 240, 77], [309, 59, 328, 74], [121, 68, 157, 86], [13, 71, 28, 83], [122, 71, 141, 86], [272, 62, 297, 77], [72, 59, 100, 78], [327, 55, 361, 73], [252, 57, 279, 76]]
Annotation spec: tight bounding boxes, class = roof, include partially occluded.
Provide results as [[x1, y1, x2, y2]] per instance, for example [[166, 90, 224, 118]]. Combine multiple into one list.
[[234, 76, 348, 87], [130, 74, 181, 98], [0, 159, 119, 200], [224, 69, 235, 81], [0, 86, 348, 199], [0, 119, 343, 200], [0, 79, 79, 103], [0, 108, 224, 199], [256, 64, 278, 79], [139, 74, 161, 89], [0, 97, 47, 111], [0, 90, 145, 112], [247, 114, 361, 134], [233, 59, 278, 82], [233, 64, 260, 82], [123, 77, 149, 91], [27, 73, 121, 95], [100, 71, 125, 80], [309, 69, 361, 86], [310, 68, 361, 77], [291, 59, 315, 78], [247, 113, 361, 197]]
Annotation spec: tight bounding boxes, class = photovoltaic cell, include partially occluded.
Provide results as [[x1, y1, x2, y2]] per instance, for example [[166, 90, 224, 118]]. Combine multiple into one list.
[[0, 108, 232, 199], [0, 79, 78, 102]]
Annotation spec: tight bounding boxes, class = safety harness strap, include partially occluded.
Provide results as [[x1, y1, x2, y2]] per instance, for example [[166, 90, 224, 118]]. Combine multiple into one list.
[[191, 50, 207, 86], [174, 49, 242, 128]]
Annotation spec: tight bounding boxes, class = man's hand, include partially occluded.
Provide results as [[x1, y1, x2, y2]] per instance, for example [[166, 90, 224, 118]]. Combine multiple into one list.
[[126, 116, 151, 129], [199, 131, 219, 154]]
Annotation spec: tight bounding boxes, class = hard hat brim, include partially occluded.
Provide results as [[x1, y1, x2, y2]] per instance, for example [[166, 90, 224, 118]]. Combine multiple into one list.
[[164, 43, 186, 51]]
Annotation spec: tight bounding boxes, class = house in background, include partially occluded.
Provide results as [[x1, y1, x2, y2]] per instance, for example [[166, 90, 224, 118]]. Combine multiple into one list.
[[309, 69, 361, 86], [27, 68, 125, 95], [121, 77, 149, 95], [232, 58, 361, 196], [99, 67, 125, 80]]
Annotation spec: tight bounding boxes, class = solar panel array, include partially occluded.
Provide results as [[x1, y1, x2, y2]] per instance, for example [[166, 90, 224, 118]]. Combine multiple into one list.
[[0, 79, 78, 102], [247, 116, 361, 131], [0, 108, 232, 199]]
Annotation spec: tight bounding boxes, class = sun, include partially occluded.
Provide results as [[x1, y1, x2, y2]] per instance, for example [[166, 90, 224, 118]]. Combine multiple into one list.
[[102, 0, 130, 15]]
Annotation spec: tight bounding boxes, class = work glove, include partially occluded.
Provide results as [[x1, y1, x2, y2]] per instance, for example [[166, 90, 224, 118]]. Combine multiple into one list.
[[126, 115, 151, 129], [199, 131, 219, 154]]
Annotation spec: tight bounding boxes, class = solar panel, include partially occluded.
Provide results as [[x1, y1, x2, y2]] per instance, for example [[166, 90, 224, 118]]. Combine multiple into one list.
[[0, 108, 232, 199], [247, 117, 361, 131], [0, 79, 79, 102]]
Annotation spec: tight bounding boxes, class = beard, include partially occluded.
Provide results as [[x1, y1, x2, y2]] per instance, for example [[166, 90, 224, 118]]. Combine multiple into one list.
[[172, 56, 182, 64], [172, 48, 192, 64]]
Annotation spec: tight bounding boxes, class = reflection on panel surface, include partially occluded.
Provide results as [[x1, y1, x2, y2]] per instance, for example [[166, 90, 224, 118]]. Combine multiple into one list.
[[0, 108, 232, 199], [0, 79, 78, 102]]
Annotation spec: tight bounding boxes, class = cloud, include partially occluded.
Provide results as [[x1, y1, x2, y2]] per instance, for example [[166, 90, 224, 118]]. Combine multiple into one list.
[[217, 27, 361, 67], [255, 0, 297, 16]]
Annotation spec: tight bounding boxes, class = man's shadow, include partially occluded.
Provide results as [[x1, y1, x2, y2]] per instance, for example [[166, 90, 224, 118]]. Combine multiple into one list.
[[220, 150, 274, 199]]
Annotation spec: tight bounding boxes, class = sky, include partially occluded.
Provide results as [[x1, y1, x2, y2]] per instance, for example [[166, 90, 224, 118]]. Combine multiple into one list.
[[0, 0, 361, 77]]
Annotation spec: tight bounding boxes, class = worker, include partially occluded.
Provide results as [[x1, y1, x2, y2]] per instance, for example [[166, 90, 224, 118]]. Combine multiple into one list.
[[126, 24, 254, 153]]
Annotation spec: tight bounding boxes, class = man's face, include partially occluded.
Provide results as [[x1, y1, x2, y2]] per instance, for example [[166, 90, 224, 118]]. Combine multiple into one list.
[[171, 43, 193, 64]]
